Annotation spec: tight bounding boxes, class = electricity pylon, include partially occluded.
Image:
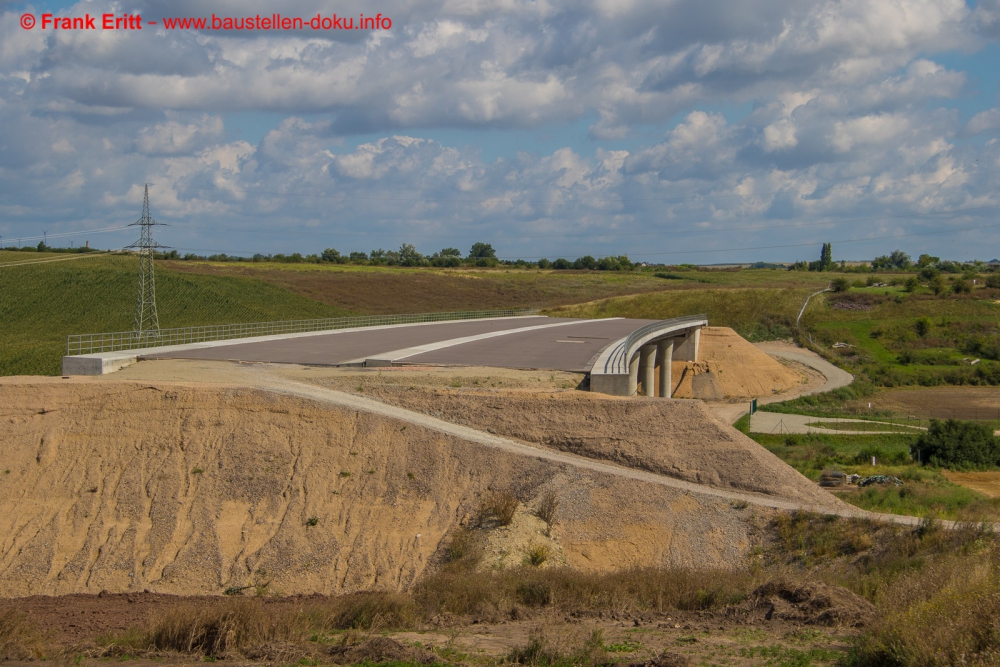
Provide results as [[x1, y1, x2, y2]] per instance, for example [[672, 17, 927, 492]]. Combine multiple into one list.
[[126, 184, 168, 342]]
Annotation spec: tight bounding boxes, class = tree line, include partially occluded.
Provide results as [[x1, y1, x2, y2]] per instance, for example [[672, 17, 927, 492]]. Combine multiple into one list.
[[150, 242, 638, 271]]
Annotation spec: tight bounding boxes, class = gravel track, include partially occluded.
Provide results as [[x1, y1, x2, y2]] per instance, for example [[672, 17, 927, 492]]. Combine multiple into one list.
[[248, 367, 940, 528]]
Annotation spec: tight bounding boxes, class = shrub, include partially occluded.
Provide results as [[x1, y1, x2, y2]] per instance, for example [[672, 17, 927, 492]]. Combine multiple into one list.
[[479, 490, 519, 526], [986, 273, 1000, 289], [913, 419, 1000, 469], [535, 491, 559, 525], [831, 277, 851, 292], [953, 278, 972, 294], [443, 527, 483, 569]]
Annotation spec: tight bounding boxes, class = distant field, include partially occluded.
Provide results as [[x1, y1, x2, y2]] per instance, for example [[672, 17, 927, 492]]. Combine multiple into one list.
[[163, 261, 687, 314], [0, 253, 350, 376], [544, 287, 813, 340]]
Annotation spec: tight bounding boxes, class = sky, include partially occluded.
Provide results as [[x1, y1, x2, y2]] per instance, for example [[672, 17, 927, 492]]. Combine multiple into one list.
[[3, 0, 1000, 263]]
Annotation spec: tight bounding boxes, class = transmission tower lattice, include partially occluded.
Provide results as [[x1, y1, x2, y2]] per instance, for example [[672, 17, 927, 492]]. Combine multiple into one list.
[[126, 184, 169, 342]]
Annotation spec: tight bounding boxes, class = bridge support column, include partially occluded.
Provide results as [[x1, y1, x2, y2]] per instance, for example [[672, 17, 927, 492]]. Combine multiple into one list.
[[639, 345, 656, 396], [656, 339, 673, 397], [628, 352, 640, 396], [674, 327, 701, 362]]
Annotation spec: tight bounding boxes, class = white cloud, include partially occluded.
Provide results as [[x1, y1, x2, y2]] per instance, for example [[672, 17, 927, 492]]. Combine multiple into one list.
[[0, 0, 999, 261]]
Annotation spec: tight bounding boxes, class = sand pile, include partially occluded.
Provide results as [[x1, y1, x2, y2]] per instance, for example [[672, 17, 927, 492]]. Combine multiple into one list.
[[0, 379, 780, 597], [669, 327, 804, 400], [332, 385, 834, 506]]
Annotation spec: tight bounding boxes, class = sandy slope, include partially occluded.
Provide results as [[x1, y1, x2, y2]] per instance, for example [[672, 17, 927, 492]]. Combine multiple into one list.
[[0, 378, 785, 597], [670, 327, 805, 399]]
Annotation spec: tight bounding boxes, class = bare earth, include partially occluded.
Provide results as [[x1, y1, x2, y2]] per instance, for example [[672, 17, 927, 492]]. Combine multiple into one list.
[[942, 471, 1000, 498], [4, 590, 860, 665], [0, 355, 855, 598], [857, 386, 1000, 421]]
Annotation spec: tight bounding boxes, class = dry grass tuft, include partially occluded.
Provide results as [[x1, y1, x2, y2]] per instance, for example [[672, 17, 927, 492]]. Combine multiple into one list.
[[307, 591, 418, 631], [525, 544, 550, 567], [413, 566, 754, 622], [535, 491, 559, 526], [853, 547, 1000, 666], [0, 609, 44, 660], [101, 598, 305, 657], [443, 526, 484, 570], [479, 489, 519, 526]]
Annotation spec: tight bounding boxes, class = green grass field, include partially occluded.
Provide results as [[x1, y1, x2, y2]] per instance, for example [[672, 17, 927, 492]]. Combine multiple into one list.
[[0, 253, 351, 375], [0, 258, 854, 377], [751, 431, 1000, 521]]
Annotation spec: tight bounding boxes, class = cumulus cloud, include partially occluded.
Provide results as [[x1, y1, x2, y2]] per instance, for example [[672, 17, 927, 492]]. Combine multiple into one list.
[[1, 0, 999, 261]]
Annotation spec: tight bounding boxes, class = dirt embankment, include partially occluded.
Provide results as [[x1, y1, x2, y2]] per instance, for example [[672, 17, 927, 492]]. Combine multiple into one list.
[[308, 379, 836, 507], [670, 327, 805, 400], [0, 380, 773, 597]]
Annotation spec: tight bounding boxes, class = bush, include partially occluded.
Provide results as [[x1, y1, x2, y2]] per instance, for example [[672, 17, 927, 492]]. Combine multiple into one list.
[[953, 278, 972, 294], [535, 491, 559, 525], [479, 490, 519, 526], [831, 277, 851, 292], [986, 273, 1000, 289], [913, 419, 1000, 469]]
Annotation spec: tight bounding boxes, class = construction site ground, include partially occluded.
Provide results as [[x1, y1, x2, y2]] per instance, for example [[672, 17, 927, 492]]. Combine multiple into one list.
[[5, 589, 863, 666], [0, 335, 932, 665]]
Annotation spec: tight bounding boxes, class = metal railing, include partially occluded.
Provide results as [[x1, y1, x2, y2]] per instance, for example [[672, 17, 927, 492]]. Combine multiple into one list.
[[66, 309, 536, 355], [602, 314, 708, 374]]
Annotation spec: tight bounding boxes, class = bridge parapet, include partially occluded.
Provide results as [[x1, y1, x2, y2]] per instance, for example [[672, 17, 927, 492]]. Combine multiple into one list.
[[589, 314, 708, 396]]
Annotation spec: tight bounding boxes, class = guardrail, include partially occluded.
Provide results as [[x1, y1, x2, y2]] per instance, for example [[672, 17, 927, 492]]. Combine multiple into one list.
[[66, 309, 536, 355], [601, 314, 708, 374]]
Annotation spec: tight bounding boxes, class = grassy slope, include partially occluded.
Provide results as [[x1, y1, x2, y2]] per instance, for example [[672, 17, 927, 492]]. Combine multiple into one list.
[[545, 287, 812, 340], [0, 253, 351, 376], [161, 261, 689, 314]]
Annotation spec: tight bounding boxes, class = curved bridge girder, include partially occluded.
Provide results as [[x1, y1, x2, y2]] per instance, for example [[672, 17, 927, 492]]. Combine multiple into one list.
[[589, 314, 708, 397]]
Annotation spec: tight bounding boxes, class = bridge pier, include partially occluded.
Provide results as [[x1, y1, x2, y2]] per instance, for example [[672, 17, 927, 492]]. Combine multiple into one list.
[[588, 315, 708, 397], [656, 339, 673, 397], [639, 345, 656, 396]]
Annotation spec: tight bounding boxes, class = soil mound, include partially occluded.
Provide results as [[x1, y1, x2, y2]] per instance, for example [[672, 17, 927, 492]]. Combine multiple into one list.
[[329, 637, 438, 664], [0, 379, 774, 596], [342, 385, 839, 507], [671, 327, 804, 400], [743, 580, 876, 627]]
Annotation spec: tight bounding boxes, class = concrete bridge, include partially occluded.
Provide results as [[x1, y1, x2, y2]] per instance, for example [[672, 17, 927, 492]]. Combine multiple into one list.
[[589, 314, 708, 397]]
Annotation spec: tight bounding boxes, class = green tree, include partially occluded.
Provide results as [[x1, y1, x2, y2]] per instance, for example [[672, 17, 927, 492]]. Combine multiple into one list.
[[537, 258, 551, 269], [914, 317, 931, 337], [820, 243, 833, 271], [398, 243, 424, 266], [573, 255, 597, 270], [438, 247, 461, 257], [469, 242, 496, 259], [917, 254, 940, 268], [913, 420, 1000, 469], [872, 250, 912, 270], [321, 248, 342, 263]]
